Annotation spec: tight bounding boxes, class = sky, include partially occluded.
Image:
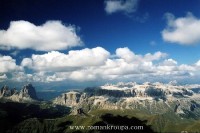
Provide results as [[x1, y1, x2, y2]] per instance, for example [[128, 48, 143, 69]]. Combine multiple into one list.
[[1, 0, 200, 88]]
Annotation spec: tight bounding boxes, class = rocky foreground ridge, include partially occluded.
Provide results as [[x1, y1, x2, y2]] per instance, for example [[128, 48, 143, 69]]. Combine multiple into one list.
[[53, 82, 200, 117], [0, 83, 38, 102]]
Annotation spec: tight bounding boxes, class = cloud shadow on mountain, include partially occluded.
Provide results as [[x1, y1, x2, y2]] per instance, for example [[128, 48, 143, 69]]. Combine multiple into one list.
[[91, 113, 155, 133]]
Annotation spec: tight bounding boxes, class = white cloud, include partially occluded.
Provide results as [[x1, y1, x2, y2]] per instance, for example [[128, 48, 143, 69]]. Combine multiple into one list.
[[105, 0, 139, 14], [19, 47, 169, 82], [0, 55, 21, 73], [21, 47, 110, 71], [11, 72, 33, 82], [179, 64, 195, 71], [162, 12, 200, 45], [116, 47, 137, 63], [116, 47, 167, 63], [0, 20, 82, 51], [144, 51, 167, 61], [102, 58, 140, 75], [195, 60, 200, 66], [1, 47, 199, 83], [69, 70, 97, 82], [161, 59, 177, 66], [0, 74, 7, 81], [21, 58, 33, 68]]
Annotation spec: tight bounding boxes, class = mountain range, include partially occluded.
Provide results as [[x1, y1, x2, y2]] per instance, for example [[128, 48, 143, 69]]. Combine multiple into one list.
[[0, 83, 38, 102], [1, 82, 200, 133], [53, 82, 200, 117]]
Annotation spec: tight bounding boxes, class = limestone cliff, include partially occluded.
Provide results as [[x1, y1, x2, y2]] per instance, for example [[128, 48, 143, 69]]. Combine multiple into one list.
[[0, 84, 38, 102]]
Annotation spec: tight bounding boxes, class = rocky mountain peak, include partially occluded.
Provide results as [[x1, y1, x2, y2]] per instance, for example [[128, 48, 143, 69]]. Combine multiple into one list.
[[52, 82, 200, 116], [20, 83, 38, 100], [0, 83, 38, 102], [0, 85, 11, 97], [53, 91, 82, 107], [10, 88, 17, 95]]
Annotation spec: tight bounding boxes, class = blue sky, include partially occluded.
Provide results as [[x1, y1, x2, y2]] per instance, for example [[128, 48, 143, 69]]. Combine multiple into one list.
[[1, 0, 200, 87]]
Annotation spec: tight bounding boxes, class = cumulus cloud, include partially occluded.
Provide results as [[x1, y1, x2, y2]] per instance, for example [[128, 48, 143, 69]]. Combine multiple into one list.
[[1, 47, 200, 83], [0, 74, 7, 81], [195, 60, 200, 66], [21, 47, 110, 71], [0, 55, 21, 73], [116, 47, 137, 63], [21, 58, 33, 68], [161, 59, 177, 66], [10, 72, 33, 82], [0, 20, 82, 51], [162, 12, 200, 45], [105, 0, 139, 14], [17, 47, 173, 82], [116, 47, 167, 63]]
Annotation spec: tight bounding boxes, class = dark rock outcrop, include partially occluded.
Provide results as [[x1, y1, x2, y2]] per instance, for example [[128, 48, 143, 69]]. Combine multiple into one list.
[[0, 83, 38, 102], [0, 85, 11, 97], [84, 87, 136, 98], [20, 84, 38, 100]]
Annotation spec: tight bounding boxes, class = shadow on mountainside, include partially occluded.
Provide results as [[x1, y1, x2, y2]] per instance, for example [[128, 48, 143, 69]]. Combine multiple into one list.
[[0, 102, 70, 133], [90, 113, 155, 133]]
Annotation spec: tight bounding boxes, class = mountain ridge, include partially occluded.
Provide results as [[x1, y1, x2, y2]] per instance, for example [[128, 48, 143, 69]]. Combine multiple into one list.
[[52, 82, 200, 118], [0, 83, 38, 102], [1, 82, 200, 132]]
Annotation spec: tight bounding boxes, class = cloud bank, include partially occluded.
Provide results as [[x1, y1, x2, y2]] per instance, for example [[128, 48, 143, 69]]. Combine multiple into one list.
[[1, 47, 199, 83], [162, 12, 200, 45], [0, 20, 82, 51], [105, 0, 139, 14], [0, 55, 21, 73]]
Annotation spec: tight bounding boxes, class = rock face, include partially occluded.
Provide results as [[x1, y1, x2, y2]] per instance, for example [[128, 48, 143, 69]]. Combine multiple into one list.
[[0, 85, 11, 97], [53, 91, 81, 107], [19, 84, 38, 99], [0, 84, 38, 102], [52, 82, 200, 117]]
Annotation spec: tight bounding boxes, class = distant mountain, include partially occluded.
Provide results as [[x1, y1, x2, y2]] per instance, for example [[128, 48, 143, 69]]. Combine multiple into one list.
[[20, 84, 38, 99], [53, 82, 200, 118], [1, 82, 200, 133], [0, 83, 38, 102]]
